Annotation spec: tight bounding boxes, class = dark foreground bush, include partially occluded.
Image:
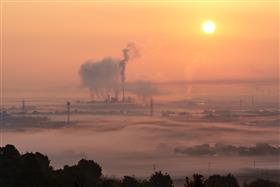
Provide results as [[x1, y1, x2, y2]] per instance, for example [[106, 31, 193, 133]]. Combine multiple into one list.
[[205, 174, 240, 187], [243, 179, 280, 187], [0, 144, 102, 187], [0, 144, 279, 187], [184, 174, 205, 187], [149, 171, 174, 187]]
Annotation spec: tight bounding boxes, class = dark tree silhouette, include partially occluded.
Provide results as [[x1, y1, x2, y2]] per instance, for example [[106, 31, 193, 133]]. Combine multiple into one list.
[[20, 152, 53, 187], [0, 144, 20, 158], [205, 174, 240, 187], [0, 144, 102, 187], [122, 176, 142, 187], [0, 144, 279, 187], [97, 178, 121, 187], [58, 159, 102, 187], [149, 171, 174, 187], [184, 174, 205, 187], [243, 179, 280, 187], [0, 145, 53, 187], [0, 144, 22, 187]]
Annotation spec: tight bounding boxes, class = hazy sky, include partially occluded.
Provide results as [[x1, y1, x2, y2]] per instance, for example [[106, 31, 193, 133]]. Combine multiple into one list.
[[3, 0, 278, 94]]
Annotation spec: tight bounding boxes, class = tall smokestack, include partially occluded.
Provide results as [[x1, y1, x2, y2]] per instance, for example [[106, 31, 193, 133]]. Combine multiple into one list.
[[120, 48, 129, 102], [122, 85, 125, 102], [150, 97, 154, 116], [66, 101, 70, 124], [119, 43, 139, 103], [79, 42, 139, 102]]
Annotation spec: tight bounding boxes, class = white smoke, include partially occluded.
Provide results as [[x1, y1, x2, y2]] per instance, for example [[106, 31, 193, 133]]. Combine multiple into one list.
[[79, 43, 139, 100], [79, 58, 121, 99], [126, 80, 160, 101], [119, 42, 139, 84]]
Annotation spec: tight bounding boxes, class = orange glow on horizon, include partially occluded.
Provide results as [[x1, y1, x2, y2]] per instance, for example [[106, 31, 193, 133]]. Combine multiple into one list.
[[3, 1, 278, 93]]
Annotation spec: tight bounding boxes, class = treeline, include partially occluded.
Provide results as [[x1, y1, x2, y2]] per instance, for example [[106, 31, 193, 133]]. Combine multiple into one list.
[[0, 144, 279, 187]]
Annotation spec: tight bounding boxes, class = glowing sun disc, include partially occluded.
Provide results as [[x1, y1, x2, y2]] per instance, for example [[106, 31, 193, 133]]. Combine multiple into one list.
[[202, 20, 216, 34]]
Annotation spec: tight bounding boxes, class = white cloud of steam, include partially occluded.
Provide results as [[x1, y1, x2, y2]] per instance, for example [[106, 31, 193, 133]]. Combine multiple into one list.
[[79, 58, 121, 96], [79, 43, 139, 97], [79, 43, 158, 100], [126, 80, 161, 98]]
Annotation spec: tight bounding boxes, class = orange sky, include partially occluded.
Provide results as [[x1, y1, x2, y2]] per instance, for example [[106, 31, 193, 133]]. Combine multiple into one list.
[[2, 0, 279, 94]]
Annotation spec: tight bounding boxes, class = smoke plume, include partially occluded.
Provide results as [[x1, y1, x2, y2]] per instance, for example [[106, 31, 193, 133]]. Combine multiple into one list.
[[79, 58, 121, 98], [79, 43, 139, 99], [119, 42, 139, 84], [126, 80, 160, 100]]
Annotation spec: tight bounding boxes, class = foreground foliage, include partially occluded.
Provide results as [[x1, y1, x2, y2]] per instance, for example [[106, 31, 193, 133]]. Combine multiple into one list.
[[0, 145, 279, 187]]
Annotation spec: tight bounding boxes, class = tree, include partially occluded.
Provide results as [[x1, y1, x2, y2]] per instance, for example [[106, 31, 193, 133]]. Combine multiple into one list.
[[184, 174, 205, 187], [122, 176, 141, 187], [205, 174, 239, 187], [243, 179, 280, 187], [1, 144, 280, 187], [149, 171, 174, 187], [20, 152, 53, 187], [59, 159, 102, 187], [0, 145, 53, 187], [97, 178, 121, 187], [0, 144, 22, 187], [0, 144, 20, 158]]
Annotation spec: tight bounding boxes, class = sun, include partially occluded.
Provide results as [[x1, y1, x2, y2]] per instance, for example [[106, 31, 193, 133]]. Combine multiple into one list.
[[202, 20, 216, 34]]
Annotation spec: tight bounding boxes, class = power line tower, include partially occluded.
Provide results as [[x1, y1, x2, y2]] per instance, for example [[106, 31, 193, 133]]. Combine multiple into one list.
[[22, 99, 26, 114], [150, 97, 154, 117], [208, 161, 212, 177], [122, 85, 125, 103], [251, 95, 255, 107], [66, 101, 71, 124]]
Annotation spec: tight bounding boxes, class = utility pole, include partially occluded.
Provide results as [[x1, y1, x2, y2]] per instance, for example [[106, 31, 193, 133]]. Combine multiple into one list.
[[122, 86, 125, 103], [22, 99, 26, 114], [208, 161, 211, 176], [66, 101, 70, 124], [150, 97, 154, 117], [153, 164, 156, 172]]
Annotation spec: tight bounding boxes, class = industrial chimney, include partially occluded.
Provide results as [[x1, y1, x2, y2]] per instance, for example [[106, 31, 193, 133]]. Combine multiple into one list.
[[251, 95, 255, 107], [122, 85, 125, 103]]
